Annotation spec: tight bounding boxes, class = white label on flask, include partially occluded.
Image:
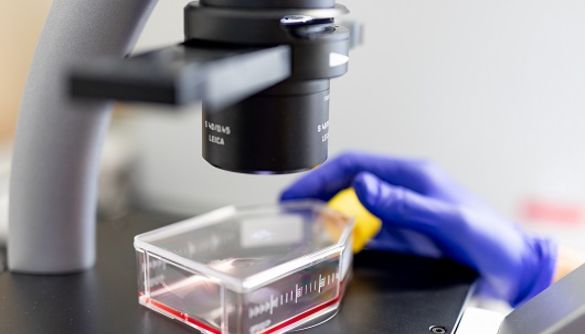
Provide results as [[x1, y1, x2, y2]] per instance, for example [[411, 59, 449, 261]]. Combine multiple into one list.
[[240, 216, 303, 248]]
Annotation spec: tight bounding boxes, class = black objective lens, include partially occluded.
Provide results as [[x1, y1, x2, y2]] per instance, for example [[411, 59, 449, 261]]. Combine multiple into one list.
[[203, 81, 330, 174]]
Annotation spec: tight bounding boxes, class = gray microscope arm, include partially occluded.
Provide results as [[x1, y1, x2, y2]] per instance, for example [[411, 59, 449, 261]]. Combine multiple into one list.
[[8, 0, 158, 273]]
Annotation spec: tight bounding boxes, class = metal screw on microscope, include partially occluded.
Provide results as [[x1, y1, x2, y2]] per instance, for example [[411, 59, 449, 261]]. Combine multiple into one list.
[[429, 325, 447, 334]]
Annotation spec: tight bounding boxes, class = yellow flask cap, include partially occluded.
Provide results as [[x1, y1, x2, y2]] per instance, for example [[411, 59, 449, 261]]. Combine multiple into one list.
[[328, 188, 382, 253]]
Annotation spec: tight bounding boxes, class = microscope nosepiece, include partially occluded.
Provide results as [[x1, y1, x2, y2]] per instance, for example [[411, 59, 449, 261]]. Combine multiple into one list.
[[200, 0, 336, 9], [189, 1, 351, 174]]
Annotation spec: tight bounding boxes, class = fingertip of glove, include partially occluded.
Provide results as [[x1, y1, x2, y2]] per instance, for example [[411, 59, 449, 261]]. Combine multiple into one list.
[[353, 172, 380, 206], [279, 189, 298, 202], [510, 237, 559, 307]]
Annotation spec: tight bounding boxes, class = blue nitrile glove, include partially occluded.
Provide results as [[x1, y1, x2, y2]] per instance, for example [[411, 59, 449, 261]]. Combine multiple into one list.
[[281, 151, 557, 306]]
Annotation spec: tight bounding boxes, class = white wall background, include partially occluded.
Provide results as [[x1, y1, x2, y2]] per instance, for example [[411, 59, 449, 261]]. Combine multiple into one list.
[[123, 0, 585, 249]]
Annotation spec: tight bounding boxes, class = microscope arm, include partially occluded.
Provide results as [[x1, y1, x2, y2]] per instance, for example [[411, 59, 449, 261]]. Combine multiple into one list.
[[8, 0, 158, 273], [70, 43, 291, 110], [69, 20, 362, 109]]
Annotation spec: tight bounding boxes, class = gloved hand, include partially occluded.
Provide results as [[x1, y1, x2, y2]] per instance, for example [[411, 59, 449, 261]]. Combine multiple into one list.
[[281, 151, 557, 306]]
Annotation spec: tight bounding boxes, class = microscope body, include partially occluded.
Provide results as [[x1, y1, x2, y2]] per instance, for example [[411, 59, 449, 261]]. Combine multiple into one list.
[[8, 0, 357, 273]]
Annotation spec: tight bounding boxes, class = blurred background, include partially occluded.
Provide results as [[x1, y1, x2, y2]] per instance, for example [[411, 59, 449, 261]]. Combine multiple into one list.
[[2, 0, 585, 251]]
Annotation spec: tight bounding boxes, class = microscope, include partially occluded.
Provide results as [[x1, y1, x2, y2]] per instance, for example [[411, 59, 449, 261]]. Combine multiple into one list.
[[8, 0, 360, 274], [9, 1, 585, 333]]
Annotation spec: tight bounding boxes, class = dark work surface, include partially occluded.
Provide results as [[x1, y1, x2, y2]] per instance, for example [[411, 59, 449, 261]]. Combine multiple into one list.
[[0, 212, 476, 334]]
